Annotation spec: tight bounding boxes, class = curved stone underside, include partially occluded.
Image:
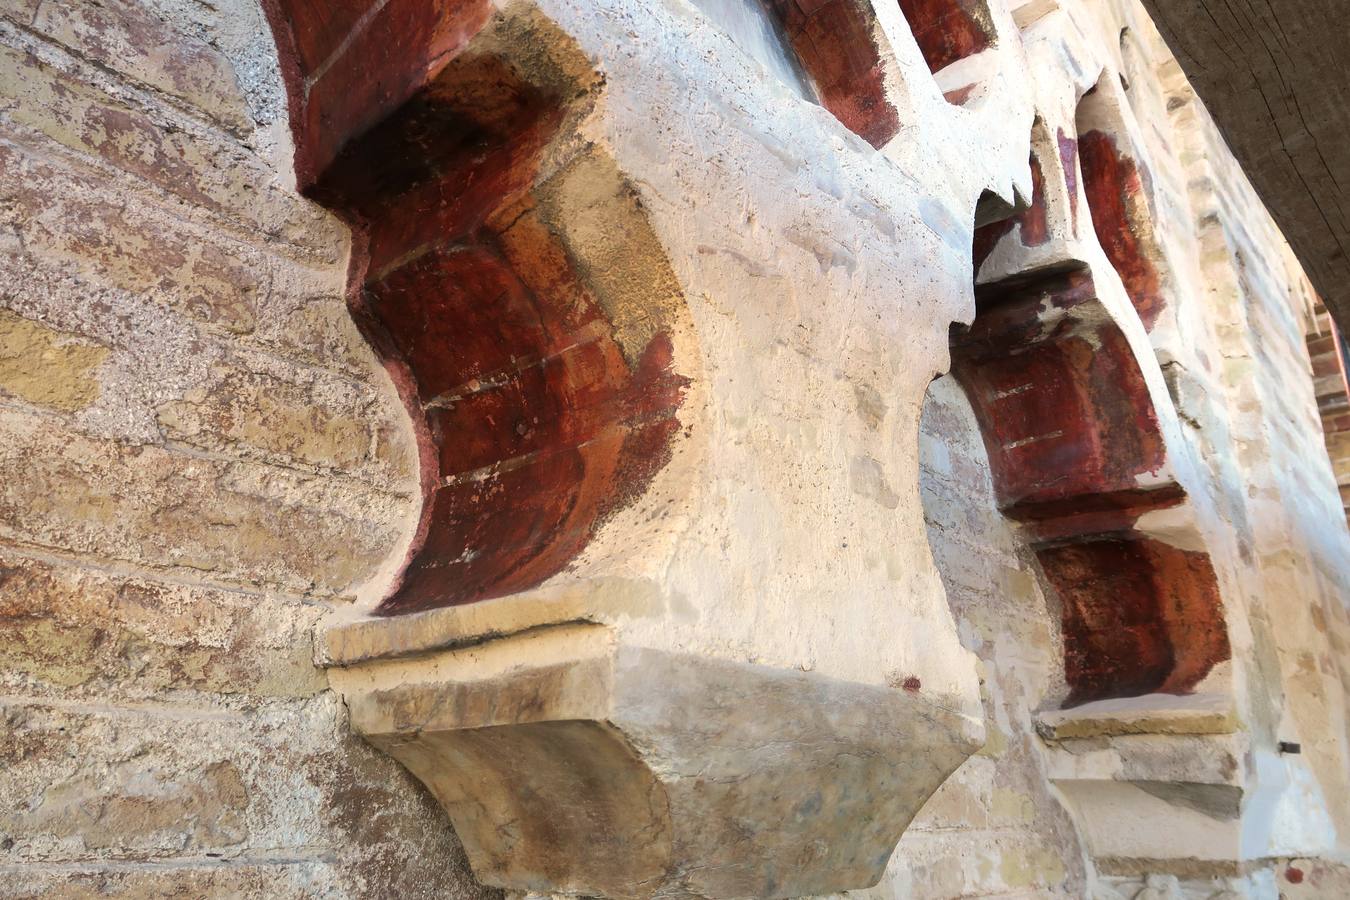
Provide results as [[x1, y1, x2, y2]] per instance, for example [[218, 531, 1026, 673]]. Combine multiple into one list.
[[957, 60, 1255, 867], [2, 0, 1348, 895], [265, 0, 1254, 892], [953, 267, 1230, 707], [264, 0, 690, 615], [337, 629, 980, 899]]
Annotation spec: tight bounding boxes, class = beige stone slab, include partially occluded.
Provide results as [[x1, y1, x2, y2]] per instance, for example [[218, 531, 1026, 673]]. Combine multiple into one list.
[[335, 631, 984, 899], [153, 352, 411, 482], [317, 577, 664, 667], [1034, 692, 1239, 740], [0, 308, 107, 412]]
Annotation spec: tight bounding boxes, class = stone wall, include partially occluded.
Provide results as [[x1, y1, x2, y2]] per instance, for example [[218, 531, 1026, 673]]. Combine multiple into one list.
[[1, 1, 1348, 899], [0, 0, 492, 895]]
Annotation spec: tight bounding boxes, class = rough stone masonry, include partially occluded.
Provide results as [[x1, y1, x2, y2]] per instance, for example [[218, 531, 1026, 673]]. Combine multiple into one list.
[[1, 0, 1348, 898]]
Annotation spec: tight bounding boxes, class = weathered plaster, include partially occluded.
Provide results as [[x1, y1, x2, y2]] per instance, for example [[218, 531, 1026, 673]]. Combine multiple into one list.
[[1, 0, 1349, 898]]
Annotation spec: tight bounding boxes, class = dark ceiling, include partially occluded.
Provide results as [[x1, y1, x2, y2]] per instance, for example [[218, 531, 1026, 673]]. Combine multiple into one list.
[[1138, 0, 1349, 333]]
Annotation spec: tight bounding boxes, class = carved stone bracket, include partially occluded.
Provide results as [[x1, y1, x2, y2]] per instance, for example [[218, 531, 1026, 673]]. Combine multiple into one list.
[[328, 623, 980, 898], [961, 23, 1254, 858]]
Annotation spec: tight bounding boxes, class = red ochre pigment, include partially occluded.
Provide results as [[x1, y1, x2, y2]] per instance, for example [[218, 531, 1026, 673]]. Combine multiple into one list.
[[264, 0, 688, 614], [953, 268, 1229, 706], [763, 0, 900, 147], [1079, 128, 1166, 329], [896, 0, 994, 74]]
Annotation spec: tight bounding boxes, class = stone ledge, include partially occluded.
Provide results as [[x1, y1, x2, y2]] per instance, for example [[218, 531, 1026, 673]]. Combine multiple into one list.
[[315, 577, 664, 668], [1034, 691, 1238, 740], [1036, 707, 1255, 866]]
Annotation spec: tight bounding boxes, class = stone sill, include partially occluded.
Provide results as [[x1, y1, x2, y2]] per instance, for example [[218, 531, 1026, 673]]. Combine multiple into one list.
[[1033, 691, 1238, 740], [315, 576, 662, 668]]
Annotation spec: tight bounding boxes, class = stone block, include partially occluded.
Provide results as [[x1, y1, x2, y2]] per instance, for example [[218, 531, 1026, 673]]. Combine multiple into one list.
[[248, 288, 373, 377], [153, 356, 409, 481], [0, 308, 107, 411], [331, 623, 983, 899], [30, 0, 251, 133], [893, 829, 1071, 897], [0, 140, 260, 334], [0, 551, 327, 698], [0, 695, 494, 898], [1038, 729, 1257, 865], [0, 865, 337, 900], [0, 0, 37, 25], [1034, 692, 1237, 740], [0, 707, 250, 858], [0, 408, 405, 598]]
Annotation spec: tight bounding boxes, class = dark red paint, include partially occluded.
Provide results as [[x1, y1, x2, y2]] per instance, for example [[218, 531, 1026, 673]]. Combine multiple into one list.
[[1078, 129, 1165, 329], [263, 3, 688, 614], [902, 676, 922, 692], [1286, 867, 1305, 884], [972, 144, 1048, 271], [1018, 151, 1050, 248], [271, 0, 378, 75], [262, 0, 494, 186], [942, 84, 976, 105], [953, 269, 1167, 520], [1040, 536, 1231, 707], [319, 53, 564, 275], [951, 266, 1229, 706], [896, 0, 994, 74], [763, 0, 900, 147]]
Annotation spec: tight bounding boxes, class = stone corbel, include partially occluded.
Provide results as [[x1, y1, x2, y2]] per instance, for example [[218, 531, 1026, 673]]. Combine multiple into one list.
[[961, 94, 1250, 865], [261, 1, 1002, 896], [1036, 718, 1249, 869], [323, 619, 980, 898]]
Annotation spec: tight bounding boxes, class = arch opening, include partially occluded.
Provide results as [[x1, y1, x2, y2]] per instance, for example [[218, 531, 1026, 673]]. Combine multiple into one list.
[[950, 267, 1229, 707], [945, 116, 1231, 706]]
